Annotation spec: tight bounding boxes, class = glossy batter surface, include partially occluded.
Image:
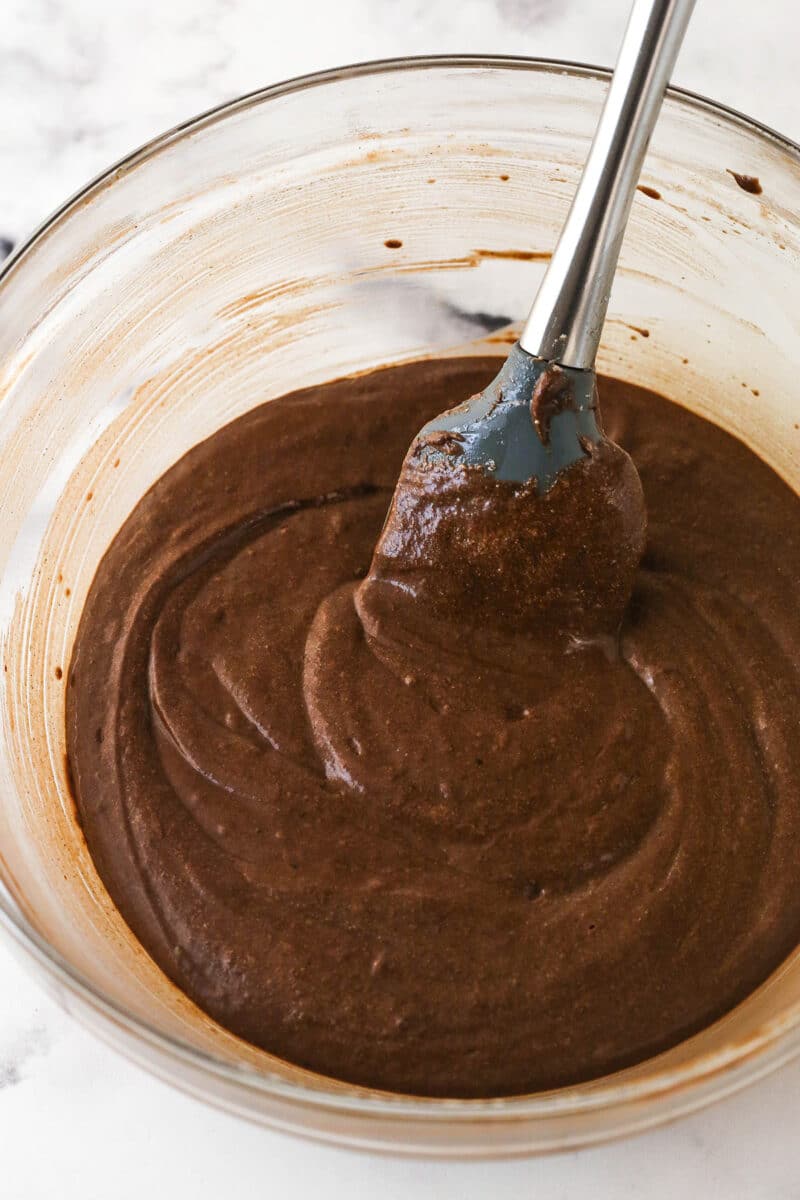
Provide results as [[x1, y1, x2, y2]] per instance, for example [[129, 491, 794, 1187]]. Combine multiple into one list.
[[67, 356, 800, 1097]]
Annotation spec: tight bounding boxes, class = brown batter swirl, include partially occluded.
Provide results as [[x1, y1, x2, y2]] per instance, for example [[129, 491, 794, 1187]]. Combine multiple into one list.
[[67, 356, 800, 1098]]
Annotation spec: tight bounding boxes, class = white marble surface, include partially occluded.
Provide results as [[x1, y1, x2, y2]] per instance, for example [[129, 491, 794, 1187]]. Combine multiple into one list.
[[1, 1, 800, 1196]]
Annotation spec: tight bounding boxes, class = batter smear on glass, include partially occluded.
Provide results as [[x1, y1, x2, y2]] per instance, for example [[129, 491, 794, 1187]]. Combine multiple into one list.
[[67, 356, 800, 1097]]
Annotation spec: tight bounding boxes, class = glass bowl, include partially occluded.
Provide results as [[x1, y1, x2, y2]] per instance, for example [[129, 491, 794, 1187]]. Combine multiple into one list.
[[0, 56, 798, 1157]]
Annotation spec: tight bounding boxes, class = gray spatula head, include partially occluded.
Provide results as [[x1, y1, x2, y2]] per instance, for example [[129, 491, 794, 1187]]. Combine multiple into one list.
[[415, 342, 601, 493]]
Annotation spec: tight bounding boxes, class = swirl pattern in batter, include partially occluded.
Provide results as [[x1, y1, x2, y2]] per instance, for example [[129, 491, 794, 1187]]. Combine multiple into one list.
[[67, 356, 800, 1097]]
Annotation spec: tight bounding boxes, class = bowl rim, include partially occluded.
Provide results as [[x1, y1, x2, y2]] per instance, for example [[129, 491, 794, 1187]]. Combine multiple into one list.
[[2, 52, 800, 1123]]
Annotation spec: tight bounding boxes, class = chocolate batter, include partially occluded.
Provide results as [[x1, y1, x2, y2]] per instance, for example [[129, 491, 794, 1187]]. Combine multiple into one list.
[[67, 356, 800, 1097]]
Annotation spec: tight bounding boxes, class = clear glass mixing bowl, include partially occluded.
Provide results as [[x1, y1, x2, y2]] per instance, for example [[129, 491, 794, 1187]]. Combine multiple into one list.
[[0, 57, 798, 1157]]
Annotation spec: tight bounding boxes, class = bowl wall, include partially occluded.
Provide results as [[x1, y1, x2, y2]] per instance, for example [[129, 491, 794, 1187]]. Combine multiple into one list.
[[0, 58, 798, 1154]]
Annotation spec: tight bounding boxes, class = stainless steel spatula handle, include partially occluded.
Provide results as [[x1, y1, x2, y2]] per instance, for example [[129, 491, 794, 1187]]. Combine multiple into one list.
[[520, 0, 696, 370]]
